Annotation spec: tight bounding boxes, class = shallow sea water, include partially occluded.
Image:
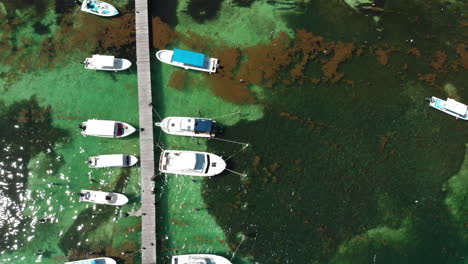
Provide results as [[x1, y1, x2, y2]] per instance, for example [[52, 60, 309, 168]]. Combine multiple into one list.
[[0, 0, 467, 263]]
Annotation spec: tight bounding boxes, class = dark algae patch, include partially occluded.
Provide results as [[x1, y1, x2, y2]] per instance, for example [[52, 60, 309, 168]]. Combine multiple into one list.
[[185, 0, 223, 23], [0, 97, 68, 252], [203, 80, 468, 262]]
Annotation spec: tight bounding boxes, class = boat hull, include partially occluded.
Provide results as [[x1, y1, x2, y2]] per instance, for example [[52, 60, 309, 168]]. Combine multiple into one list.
[[171, 254, 232, 264], [79, 190, 129, 206], [88, 154, 139, 168], [155, 116, 216, 138], [65, 257, 117, 264], [156, 50, 218, 74], [84, 58, 132, 71], [81, 0, 119, 17], [428, 96, 468, 120], [159, 150, 226, 177], [81, 120, 136, 138]]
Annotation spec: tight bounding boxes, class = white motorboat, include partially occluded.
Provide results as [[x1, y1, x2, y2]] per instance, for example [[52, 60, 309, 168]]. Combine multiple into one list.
[[159, 150, 226, 177], [88, 154, 138, 168], [80, 0, 119, 17], [84, 55, 132, 71], [426, 96, 468, 120], [172, 254, 232, 264], [79, 190, 128, 206], [65, 257, 116, 264], [156, 49, 219, 74], [80, 119, 136, 138], [155, 117, 217, 138]]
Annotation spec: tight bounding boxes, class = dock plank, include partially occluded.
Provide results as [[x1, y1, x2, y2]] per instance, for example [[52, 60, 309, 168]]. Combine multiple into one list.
[[135, 0, 157, 262]]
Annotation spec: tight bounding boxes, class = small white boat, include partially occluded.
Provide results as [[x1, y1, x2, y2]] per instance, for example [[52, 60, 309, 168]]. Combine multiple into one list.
[[159, 150, 226, 177], [80, 119, 136, 138], [155, 117, 217, 138], [88, 154, 138, 168], [426, 96, 468, 120], [172, 254, 232, 264], [66, 257, 116, 264], [84, 55, 132, 71], [80, 0, 119, 17], [79, 190, 129, 206], [156, 49, 219, 74]]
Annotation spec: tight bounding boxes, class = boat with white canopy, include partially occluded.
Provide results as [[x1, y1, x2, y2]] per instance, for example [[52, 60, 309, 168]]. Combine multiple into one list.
[[88, 154, 138, 168], [80, 119, 136, 138], [66, 257, 116, 264], [159, 150, 226, 177], [78, 190, 128, 206], [171, 254, 232, 264], [426, 96, 468, 120], [155, 117, 217, 138], [156, 49, 219, 73], [80, 0, 119, 17], [84, 55, 132, 71]]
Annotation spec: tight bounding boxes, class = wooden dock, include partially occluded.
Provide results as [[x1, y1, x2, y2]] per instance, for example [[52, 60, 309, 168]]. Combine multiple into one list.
[[135, 0, 157, 263]]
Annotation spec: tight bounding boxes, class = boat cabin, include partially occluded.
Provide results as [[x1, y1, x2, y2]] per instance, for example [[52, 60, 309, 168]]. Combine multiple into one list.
[[178, 118, 215, 135], [445, 98, 467, 117], [85, 120, 124, 137], [161, 152, 209, 174], [91, 55, 115, 69]]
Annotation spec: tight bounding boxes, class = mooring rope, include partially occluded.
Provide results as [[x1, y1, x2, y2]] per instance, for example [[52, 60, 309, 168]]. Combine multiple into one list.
[[148, 103, 162, 121], [208, 110, 241, 120], [210, 137, 249, 146], [230, 234, 247, 261], [224, 144, 249, 161]]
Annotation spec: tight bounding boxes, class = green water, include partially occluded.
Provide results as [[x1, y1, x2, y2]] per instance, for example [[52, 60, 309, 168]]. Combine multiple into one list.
[[0, 0, 141, 263], [1, 0, 467, 263]]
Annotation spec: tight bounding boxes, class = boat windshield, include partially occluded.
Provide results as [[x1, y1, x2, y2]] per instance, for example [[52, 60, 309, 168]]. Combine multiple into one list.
[[116, 123, 124, 136], [194, 154, 206, 171]]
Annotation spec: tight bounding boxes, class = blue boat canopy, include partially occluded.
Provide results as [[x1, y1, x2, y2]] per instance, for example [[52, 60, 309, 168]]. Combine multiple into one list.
[[172, 49, 205, 67], [194, 119, 213, 133]]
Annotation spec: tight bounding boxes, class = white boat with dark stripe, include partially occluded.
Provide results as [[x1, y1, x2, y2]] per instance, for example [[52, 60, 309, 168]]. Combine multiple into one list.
[[156, 49, 219, 73], [65, 257, 116, 264], [172, 254, 232, 264], [426, 96, 468, 120], [155, 116, 217, 138], [84, 55, 132, 71], [88, 154, 138, 168], [159, 150, 226, 177], [78, 190, 128, 206], [80, 119, 136, 138]]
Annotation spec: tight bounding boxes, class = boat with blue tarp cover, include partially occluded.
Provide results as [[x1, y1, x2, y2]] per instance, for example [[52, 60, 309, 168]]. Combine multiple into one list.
[[159, 150, 226, 177], [65, 257, 116, 264], [156, 49, 219, 73], [155, 116, 218, 138], [426, 96, 468, 120], [80, 0, 119, 17]]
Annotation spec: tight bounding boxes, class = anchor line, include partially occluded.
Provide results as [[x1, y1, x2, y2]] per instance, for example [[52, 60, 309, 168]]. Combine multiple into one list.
[[224, 144, 249, 161], [225, 168, 247, 177], [208, 110, 241, 120], [230, 235, 247, 261], [115, 248, 144, 263], [210, 137, 249, 146]]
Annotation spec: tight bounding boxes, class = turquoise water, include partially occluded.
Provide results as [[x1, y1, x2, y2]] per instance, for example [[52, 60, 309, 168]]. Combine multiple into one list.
[[1, 0, 468, 263]]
